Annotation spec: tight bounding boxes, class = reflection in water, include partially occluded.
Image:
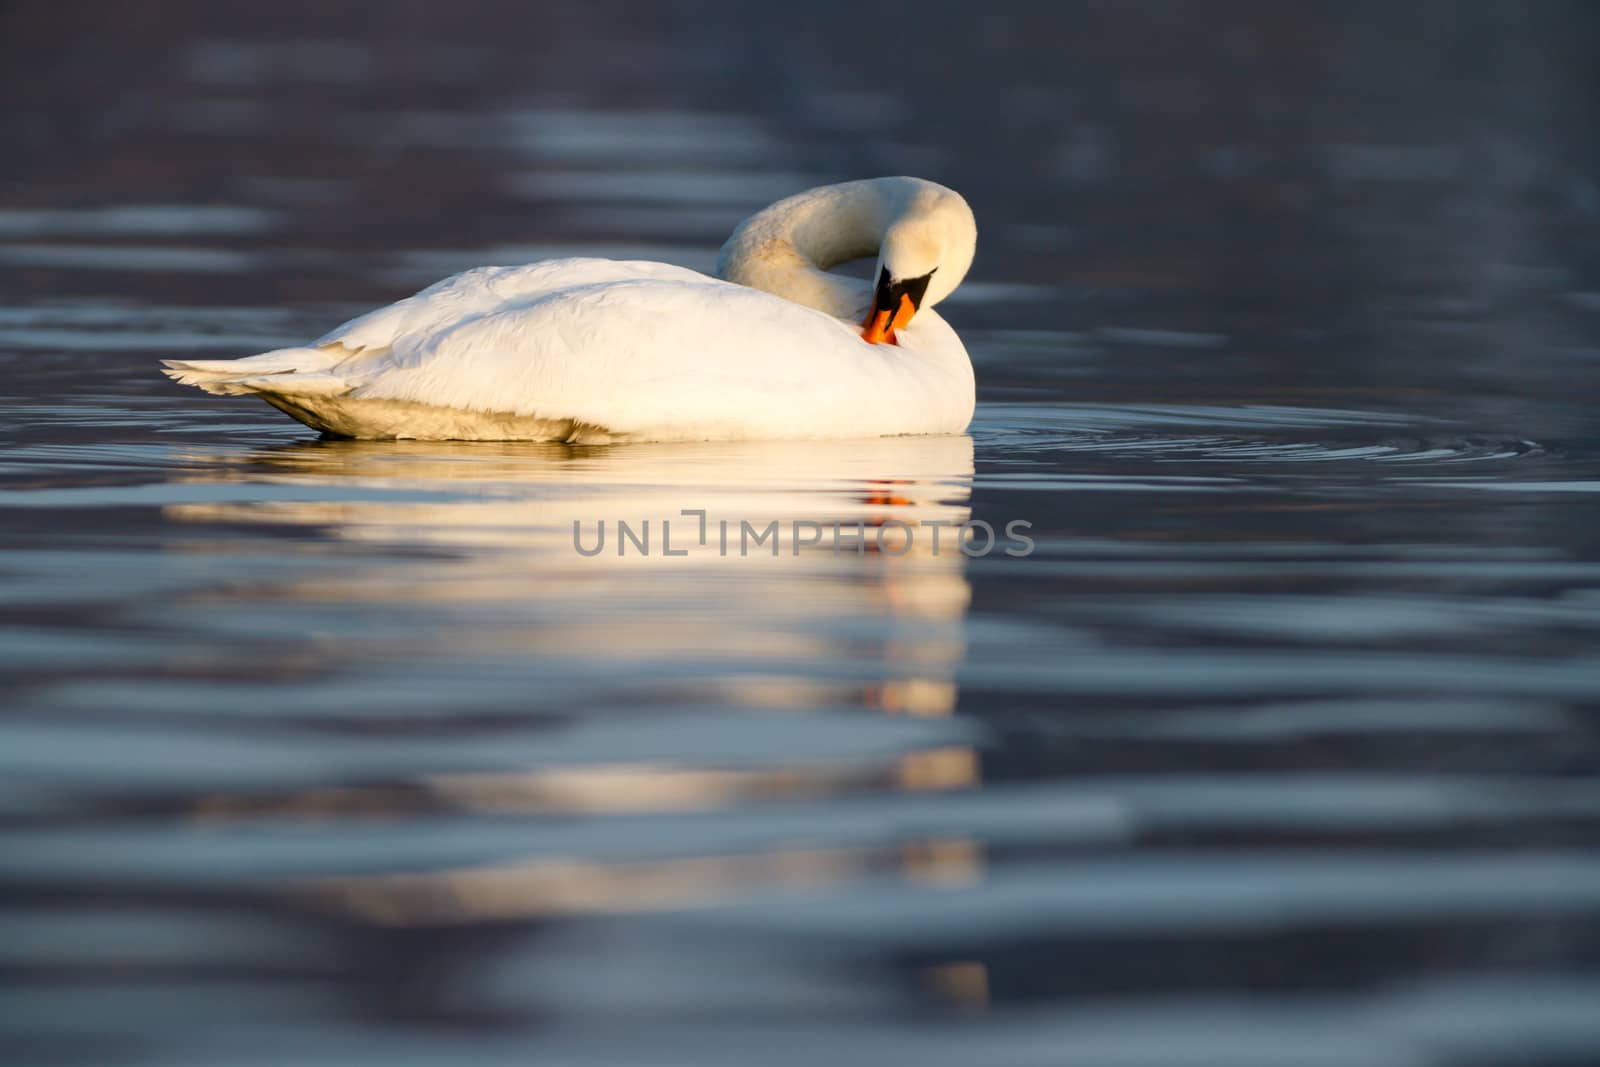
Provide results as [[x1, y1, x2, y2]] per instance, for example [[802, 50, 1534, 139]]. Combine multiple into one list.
[[168, 434, 975, 556], [159, 434, 984, 928]]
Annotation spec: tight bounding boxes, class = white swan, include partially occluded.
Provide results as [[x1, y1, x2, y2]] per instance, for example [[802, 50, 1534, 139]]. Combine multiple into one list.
[[162, 176, 978, 442]]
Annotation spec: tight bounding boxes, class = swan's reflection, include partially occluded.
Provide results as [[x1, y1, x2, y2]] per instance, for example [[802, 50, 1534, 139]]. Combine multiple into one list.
[[164, 435, 985, 946]]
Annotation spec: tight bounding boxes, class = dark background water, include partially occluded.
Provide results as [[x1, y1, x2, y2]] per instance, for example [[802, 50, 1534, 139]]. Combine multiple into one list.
[[4, 3, 1600, 1065]]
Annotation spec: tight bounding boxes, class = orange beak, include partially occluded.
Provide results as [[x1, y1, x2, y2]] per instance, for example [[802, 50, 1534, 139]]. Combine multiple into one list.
[[861, 292, 917, 345]]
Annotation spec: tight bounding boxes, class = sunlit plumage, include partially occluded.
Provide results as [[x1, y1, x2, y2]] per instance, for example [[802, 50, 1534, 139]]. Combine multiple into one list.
[[163, 177, 978, 442]]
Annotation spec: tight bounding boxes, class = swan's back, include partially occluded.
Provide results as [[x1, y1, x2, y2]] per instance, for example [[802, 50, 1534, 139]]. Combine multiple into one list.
[[323, 259, 706, 356], [164, 257, 973, 442]]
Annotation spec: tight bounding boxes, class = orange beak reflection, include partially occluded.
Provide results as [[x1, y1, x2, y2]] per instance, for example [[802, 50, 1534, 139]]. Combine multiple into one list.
[[861, 293, 917, 345]]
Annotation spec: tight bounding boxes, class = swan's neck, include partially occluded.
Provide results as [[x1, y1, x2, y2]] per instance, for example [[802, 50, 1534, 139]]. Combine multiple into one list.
[[715, 182, 890, 321]]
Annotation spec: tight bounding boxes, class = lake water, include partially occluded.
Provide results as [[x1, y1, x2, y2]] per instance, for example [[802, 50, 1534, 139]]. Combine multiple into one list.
[[4, 4, 1600, 1065]]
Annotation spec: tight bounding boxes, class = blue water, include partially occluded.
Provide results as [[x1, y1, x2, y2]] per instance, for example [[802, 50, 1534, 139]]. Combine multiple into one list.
[[4, 4, 1600, 1065]]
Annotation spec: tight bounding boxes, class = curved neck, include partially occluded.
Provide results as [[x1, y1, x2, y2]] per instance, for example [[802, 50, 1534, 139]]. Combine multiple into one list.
[[715, 181, 895, 320]]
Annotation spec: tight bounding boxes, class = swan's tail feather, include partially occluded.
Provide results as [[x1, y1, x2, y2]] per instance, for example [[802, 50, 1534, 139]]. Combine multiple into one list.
[[161, 347, 347, 397]]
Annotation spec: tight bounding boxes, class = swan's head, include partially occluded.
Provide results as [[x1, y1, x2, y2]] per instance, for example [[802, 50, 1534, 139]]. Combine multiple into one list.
[[715, 176, 976, 337], [862, 182, 977, 344]]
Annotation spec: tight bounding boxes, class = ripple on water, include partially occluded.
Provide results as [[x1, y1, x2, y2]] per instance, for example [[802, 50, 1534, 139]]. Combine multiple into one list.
[[0, 303, 309, 353], [0, 205, 283, 238], [0, 245, 259, 272], [972, 402, 1552, 468], [4, 53, 1600, 1065]]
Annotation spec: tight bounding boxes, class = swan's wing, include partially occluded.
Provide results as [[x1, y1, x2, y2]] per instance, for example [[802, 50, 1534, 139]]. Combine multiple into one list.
[[351, 275, 943, 437], [317, 259, 710, 357], [162, 259, 716, 399]]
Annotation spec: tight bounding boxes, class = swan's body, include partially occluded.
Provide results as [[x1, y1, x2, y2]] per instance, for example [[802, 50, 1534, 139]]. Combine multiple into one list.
[[162, 177, 977, 442]]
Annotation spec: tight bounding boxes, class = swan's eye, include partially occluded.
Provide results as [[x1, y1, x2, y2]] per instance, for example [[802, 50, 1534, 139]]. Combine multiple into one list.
[[871, 266, 936, 316]]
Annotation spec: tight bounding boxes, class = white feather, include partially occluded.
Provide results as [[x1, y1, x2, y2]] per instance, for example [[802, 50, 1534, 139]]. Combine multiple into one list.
[[161, 177, 978, 441]]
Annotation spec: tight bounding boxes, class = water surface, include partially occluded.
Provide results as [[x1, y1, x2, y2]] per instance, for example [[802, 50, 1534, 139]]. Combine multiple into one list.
[[4, 4, 1600, 1065]]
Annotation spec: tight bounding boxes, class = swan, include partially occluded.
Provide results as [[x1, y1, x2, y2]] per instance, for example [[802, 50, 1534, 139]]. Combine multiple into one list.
[[162, 176, 978, 442]]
